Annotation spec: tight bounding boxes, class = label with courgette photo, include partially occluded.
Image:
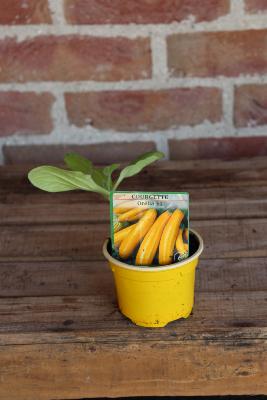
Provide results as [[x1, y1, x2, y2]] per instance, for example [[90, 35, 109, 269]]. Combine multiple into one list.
[[110, 191, 189, 267]]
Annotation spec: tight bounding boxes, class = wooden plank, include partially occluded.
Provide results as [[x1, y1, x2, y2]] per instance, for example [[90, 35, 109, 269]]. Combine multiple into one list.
[[0, 158, 266, 400], [0, 190, 100, 205], [197, 219, 267, 259], [0, 223, 107, 261], [2, 171, 267, 192], [1, 157, 267, 178], [0, 290, 266, 399], [0, 219, 266, 261], [195, 258, 267, 292], [1, 158, 267, 197], [0, 292, 266, 336], [1, 184, 267, 207], [1, 186, 267, 224], [190, 186, 267, 219], [0, 260, 114, 297], [0, 336, 266, 399], [1, 325, 266, 346], [0, 203, 109, 225], [0, 258, 266, 297]]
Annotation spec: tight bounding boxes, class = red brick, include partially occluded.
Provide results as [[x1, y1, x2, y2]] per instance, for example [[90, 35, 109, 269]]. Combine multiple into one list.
[[0, 0, 52, 24], [65, 88, 222, 132], [169, 136, 267, 160], [234, 84, 267, 128], [245, 0, 267, 13], [3, 142, 157, 165], [65, 0, 230, 24], [167, 30, 267, 78], [0, 92, 54, 137], [0, 36, 151, 83]]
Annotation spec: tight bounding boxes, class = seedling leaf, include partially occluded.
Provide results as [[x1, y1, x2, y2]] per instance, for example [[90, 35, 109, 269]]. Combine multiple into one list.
[[64, 152, 93, 174], [114, 151, 164, 190], [28, 166, 109, 198]]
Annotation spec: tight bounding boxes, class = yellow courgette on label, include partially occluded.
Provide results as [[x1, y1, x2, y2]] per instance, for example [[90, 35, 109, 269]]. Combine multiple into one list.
[[184, 228, 189, 242], [118, 207, 147, 222], [136, 211, 171, 266], [114, 224, 136, 247], [114, 201, 135, 215], [176, 228, 188, 256], [159, 209, 184, 265], [119, 209, 157, 259], [113, 221, 124, 233]]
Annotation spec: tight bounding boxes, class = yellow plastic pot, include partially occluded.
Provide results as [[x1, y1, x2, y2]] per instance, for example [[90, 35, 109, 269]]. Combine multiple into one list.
[[103, 229, 204, 328]]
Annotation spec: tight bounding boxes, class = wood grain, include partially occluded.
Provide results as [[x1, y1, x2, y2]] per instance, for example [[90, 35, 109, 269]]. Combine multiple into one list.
[[1, 185, 267, 224], [0, 258, 267, 297], [0, 337, 266, 400], [0, 158, 267, 399], [0, 218, 266, 261], [1, 157, 267, 196], [0, 291, 266, 340]]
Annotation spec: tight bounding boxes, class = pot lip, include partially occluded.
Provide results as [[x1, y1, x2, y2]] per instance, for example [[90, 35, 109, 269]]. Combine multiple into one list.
[[102, 228, 204, 272]]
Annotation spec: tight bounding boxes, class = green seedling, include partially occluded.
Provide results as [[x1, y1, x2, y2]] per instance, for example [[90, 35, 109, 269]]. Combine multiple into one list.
[[28, 151, 164, 200]]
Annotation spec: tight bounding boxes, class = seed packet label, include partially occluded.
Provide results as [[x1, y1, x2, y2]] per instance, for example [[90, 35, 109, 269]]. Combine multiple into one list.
[[110, 191, 189, 267]]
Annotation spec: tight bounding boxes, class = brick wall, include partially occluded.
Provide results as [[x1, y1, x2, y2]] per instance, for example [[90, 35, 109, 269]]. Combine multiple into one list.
[[1, 0, 267, 164]]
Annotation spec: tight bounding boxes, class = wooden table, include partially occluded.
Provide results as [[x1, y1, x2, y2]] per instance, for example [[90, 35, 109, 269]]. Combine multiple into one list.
[[0, 158, 267, 400]]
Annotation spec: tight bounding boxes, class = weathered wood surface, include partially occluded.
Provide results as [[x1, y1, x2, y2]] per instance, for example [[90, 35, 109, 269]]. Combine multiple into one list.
[[2, 185, 267, 224], [0, 158, 267, 399], [1, 258, 266, 297], [0, 291, 266, 335], [0, 218, 266, 261], [1, 157, 267, 196], [0, 338, 265, 399]]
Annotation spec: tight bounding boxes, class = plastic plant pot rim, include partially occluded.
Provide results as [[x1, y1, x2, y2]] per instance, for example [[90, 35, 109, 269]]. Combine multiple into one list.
[[102, 228, 204, 272]]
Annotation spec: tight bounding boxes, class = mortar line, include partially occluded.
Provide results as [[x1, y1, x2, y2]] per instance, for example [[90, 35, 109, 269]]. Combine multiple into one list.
[[2, 124, 267, 165], [2, 122, 267, 149], [1, 75, 267, 93], [151, 35, 169, 81], [154, 135, 170, 159], [222, 82, 235, 136], [230, 0, 245, 15], [1, 14, 267, 40], [47, 0, 65, 25], [51, 92, 70, 135]]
